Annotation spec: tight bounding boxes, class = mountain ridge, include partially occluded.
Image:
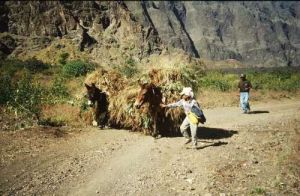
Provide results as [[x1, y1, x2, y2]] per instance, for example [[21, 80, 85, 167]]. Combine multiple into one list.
[[0, 1, 299, 67]]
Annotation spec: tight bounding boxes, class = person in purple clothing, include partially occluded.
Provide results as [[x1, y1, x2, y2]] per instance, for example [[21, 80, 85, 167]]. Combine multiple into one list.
[[161, 87, 201, 148]]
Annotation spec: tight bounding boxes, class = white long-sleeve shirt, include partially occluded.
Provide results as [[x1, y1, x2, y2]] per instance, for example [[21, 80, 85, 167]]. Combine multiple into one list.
[[167, 99, 200, 114]]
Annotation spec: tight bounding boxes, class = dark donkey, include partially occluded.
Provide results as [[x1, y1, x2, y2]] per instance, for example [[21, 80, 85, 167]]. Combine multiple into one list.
[[134, 82, 163, 137], [134, 82, 182, 137], [85, 83, 109, 128]]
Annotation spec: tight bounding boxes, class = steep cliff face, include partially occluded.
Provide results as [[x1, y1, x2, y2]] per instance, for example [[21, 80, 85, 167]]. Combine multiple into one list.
[[0, 1, 162, 63], [183, 1, 300, 67], [126, 1, 300, 67], [0, 1, 299, 67], [125, 1, 200, 58]]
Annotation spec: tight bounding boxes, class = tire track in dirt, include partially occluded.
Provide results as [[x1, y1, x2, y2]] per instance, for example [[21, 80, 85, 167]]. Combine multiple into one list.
[[70, 136, 157, 195]]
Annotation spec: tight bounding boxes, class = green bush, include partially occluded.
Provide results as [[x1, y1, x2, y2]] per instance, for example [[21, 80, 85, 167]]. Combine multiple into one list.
[[0, 58, 24, 76], [24, 57, 49, 73], [119, 64, 138, 78], [196, 69, 300, 92], [62, 60, 95, 77], [126, 57, 136, 67], [0, 74, 13, 105], [117, 57, 138, 78], [0, 57, 49, 76], [9, 72, 44, 120], [180, 66, 199, 92], [50, 77, 70, 99], [80, 97, 90, 112], [247, 70, 300, 91], [198, 71, 234, 92], [58, 52, 69, 65]]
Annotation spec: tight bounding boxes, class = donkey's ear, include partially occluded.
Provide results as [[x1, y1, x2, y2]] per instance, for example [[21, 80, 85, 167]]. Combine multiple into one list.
[[85, 83, 91, 89], [162, 96, 166, 104], [138, 78, 149, 87], [137, 79, 143, 87], [139, 83, 145, 88]]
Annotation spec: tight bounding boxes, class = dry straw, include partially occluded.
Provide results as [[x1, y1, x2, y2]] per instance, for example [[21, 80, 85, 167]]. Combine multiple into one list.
[[83, 62, 201, 135]]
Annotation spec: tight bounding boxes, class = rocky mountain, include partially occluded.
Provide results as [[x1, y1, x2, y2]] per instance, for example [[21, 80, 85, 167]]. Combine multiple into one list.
[[127, 1, 300, 67], [0, 1, 299, 67]]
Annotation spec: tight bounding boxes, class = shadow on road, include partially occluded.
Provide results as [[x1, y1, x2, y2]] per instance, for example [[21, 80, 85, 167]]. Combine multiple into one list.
[[185, 141, 228, 150], [248, 110, 270, 114], [196, 141, 228, 150], [197, 127, 238, 139]]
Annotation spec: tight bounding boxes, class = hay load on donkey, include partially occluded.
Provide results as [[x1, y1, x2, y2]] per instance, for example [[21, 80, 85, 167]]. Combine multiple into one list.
[[83, 66, 199, 137]]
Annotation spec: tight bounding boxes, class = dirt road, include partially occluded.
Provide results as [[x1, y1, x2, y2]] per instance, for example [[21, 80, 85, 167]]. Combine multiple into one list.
[[1, 99, 299, 195]]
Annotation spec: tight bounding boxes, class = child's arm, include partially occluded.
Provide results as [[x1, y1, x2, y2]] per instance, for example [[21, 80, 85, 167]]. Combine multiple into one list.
[[165, 100, 183, 108]]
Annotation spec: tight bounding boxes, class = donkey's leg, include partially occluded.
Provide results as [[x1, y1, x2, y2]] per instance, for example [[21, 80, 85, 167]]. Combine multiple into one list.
[[98, 112, 108, 128], [103, 111, 109, 127], [152, 111, 162, 138], [152, 112, 157, 137], [91, 107, 98, 126], [94, 102, 101, 127]]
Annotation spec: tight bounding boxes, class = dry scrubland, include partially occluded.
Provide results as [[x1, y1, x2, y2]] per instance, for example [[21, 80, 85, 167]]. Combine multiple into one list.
[[1, 43, 299, 130]]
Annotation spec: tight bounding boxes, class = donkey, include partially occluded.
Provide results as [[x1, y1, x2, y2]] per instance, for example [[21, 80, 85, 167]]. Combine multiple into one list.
[[134, 82, 163, 137], [134, 82, 182, 137], [85, 83, 109, 128]]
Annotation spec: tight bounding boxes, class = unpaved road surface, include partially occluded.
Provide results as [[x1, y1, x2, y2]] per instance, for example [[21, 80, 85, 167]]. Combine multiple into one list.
[[1, 99, 300, 195]]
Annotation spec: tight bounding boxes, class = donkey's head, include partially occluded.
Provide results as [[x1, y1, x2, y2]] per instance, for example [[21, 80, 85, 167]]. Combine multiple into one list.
[[134, 82, 162, 109], [85, 83, 102, 107]]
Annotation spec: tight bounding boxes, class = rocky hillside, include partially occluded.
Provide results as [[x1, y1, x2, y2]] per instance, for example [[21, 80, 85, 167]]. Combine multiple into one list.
[[0, 1, 299, 67], [127, 1, 300, 67]]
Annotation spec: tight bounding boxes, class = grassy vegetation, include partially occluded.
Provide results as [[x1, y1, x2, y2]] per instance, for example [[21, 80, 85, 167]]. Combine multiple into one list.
[[250, 187, 267, 195], [0, 74, 13, 104], [0, 58, 26, 76], [23, 57, 50, 73], [48, 77, 70, 102], [247, 70, 300, 91], [198, 71, 235, 92], [0, 57, 49, 76], [1, 53, 299, 130], [117, 56, 139, 78], [37, 117, 66, 127], [58, 52, 70, 65], [0, 57, 90, 127], [198, 69, 300, 92], [179, 66, 199, 92], [62, 60, 95, 77], [8, 72, 44, 120]]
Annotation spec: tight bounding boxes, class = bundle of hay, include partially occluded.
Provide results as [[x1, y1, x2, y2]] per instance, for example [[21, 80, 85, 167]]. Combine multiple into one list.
[[84, 65, 200, 136], [84, 67, 142, 130]]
